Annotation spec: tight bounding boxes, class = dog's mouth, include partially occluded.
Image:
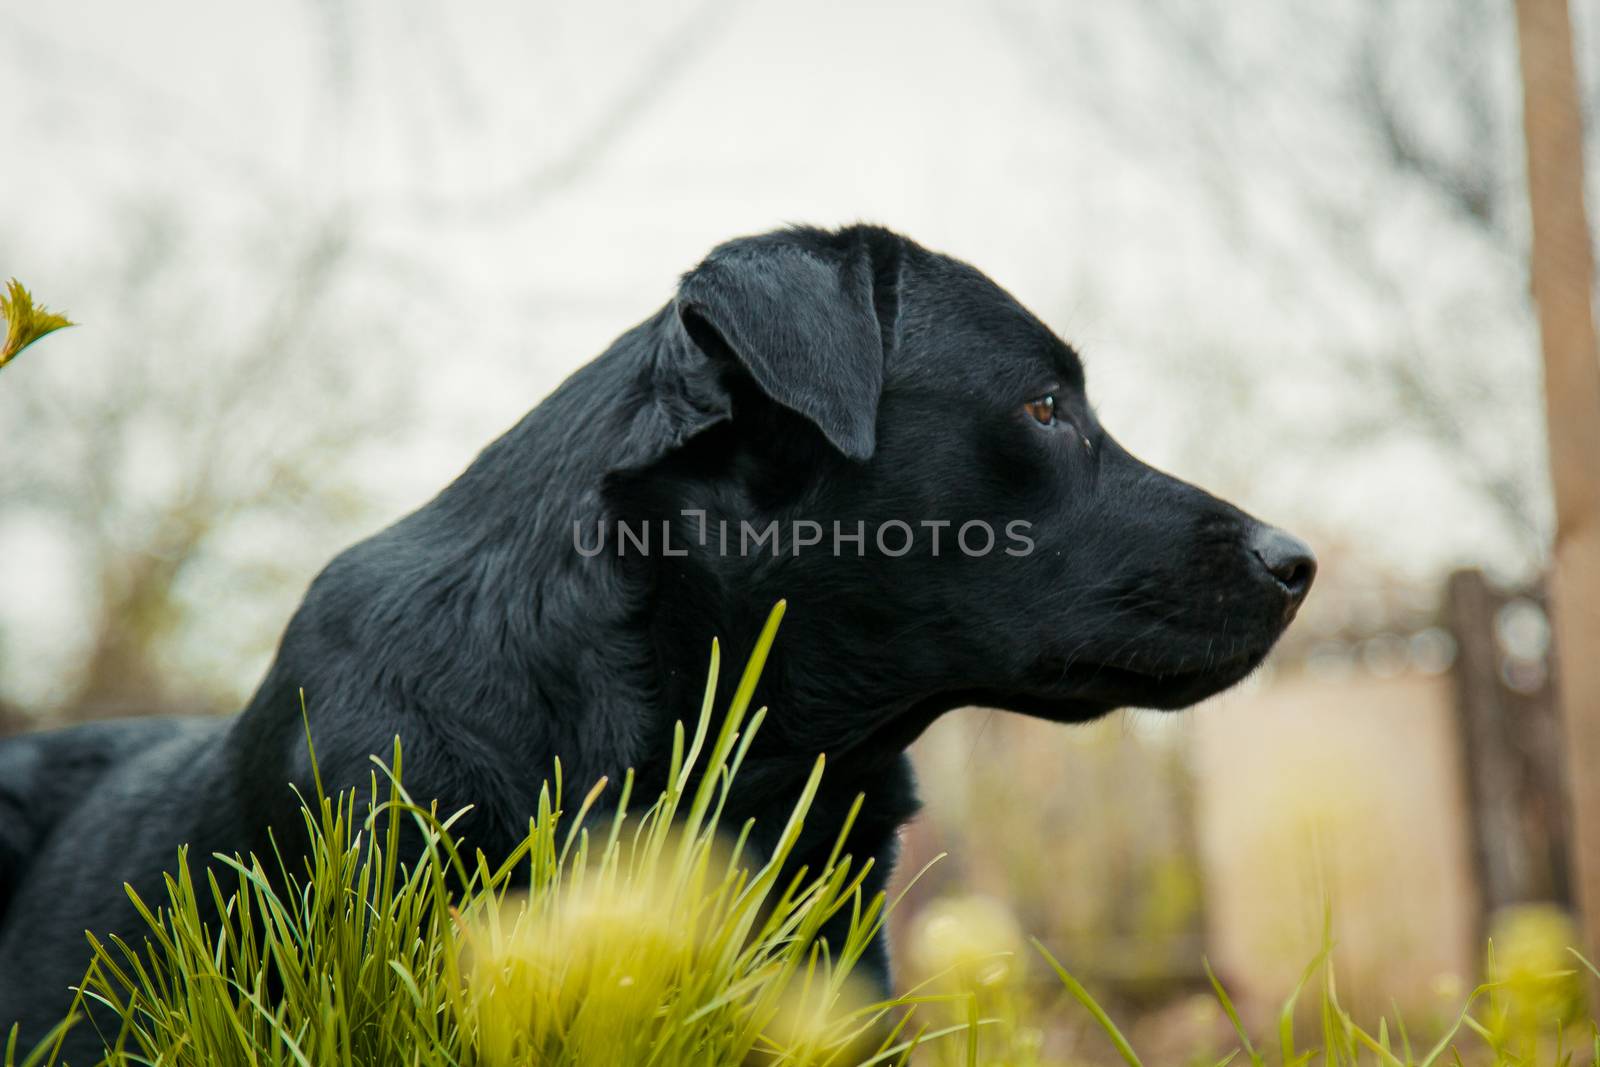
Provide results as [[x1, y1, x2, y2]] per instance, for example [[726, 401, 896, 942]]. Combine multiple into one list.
[[1074, 652, 1266, 709], [1011, 642, 1272, 717]]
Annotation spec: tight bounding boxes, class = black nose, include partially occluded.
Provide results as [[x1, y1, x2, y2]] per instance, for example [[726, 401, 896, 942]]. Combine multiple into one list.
[[1249, 526, 1317, 609]]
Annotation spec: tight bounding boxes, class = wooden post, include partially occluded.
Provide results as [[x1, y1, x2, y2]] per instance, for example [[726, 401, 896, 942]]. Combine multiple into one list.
[[1512, 0, 1600, 979], [1447, 570, 1570, 942]]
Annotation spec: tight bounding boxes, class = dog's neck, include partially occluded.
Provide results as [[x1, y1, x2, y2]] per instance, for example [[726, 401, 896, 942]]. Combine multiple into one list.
[[240, 305, 937, 831]]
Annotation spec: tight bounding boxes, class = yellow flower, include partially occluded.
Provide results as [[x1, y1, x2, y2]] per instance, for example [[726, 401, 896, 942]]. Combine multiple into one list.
[[461, 881, 702, 1066], [1486, 903, 1584, 1045], [908, 894, 1026, 990]]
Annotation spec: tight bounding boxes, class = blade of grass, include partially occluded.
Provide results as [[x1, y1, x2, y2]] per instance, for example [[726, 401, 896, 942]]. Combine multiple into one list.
[[1033, 939, 1144, 1067]]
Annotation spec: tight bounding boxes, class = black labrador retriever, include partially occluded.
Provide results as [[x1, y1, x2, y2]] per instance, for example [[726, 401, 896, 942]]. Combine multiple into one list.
[[0, 224, 1313, 1056]]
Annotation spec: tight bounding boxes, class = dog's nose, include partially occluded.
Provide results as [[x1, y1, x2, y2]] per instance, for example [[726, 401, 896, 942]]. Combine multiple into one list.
[[1248, 525, 1317, 610]]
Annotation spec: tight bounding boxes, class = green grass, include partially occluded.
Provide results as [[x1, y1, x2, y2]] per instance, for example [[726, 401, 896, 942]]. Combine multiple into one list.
[[4, 601, 1593, 1065]]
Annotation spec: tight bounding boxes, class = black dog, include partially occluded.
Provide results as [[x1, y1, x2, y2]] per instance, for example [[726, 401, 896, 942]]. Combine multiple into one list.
[[0, 224, 1313, 1057]]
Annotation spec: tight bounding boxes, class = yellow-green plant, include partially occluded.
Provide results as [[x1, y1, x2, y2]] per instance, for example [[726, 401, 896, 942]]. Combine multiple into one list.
[[3, 600, 1594, 1066], [8, 603, 968, 1066], [1032, 917, 1592, 1067], [0, 279, 72, 371], [1480, 904, 1586, 1062], [908, 895, 1046, 1067]]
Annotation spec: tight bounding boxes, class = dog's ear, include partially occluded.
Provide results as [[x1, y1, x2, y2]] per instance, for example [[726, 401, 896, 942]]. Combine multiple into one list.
[[674, 233, 891, 462]]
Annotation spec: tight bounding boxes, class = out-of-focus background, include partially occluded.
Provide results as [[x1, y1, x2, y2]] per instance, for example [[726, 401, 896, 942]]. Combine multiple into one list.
[[3, 0, 1598, 1059]]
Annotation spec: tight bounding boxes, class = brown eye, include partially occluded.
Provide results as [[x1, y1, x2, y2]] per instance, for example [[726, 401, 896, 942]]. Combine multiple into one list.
[[1024, 394, 1056, 426]]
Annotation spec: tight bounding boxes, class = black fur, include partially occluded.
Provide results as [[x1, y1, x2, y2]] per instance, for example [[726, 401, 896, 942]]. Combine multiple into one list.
[[0, 225, 1313, 1060]]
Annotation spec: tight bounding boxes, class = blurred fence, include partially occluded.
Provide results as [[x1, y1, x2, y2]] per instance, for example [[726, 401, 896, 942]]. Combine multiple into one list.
[[896, 710, 1207, 1002], [897, 566, 1570, 1025]]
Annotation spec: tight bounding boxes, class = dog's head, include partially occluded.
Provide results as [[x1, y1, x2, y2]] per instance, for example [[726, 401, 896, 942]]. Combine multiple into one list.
[[610, 225, 1313, 729]]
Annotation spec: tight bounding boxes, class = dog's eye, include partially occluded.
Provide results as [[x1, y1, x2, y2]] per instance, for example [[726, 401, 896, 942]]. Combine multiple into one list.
[[1024, 395, 1056, 426]]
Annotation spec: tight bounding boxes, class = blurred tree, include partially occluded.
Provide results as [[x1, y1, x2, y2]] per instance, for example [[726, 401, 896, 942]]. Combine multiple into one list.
[[0, 2, 724, 728], [0, 203, 412, 721], [1511, 0, 1600, 987], [1001, 0, 1597, 577]]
